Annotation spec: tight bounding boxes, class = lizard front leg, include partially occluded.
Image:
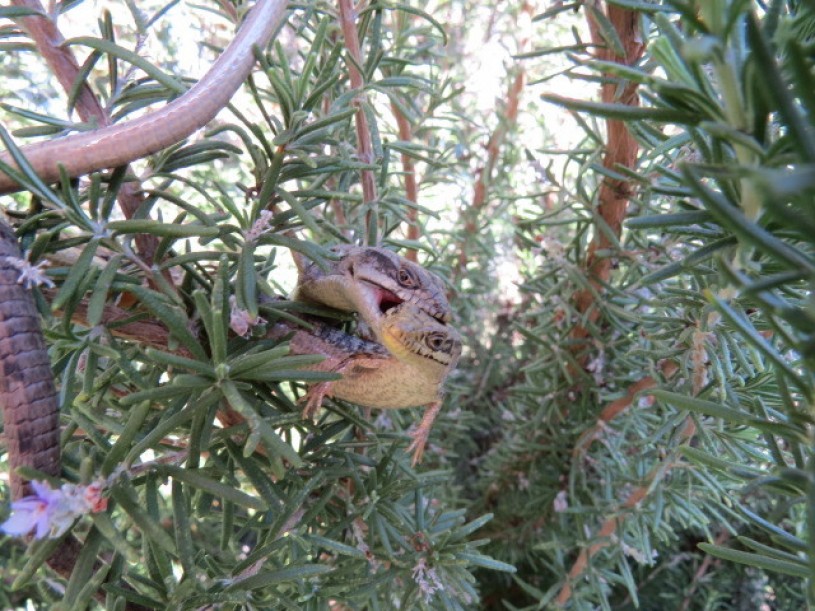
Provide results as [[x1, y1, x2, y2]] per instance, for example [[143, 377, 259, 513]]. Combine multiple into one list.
[[405, 401, 443, 465], [299, 354, 375, 420], [300, 380, 333, 420], [288, 327, 390, 420], [274, 303, 461, 464]]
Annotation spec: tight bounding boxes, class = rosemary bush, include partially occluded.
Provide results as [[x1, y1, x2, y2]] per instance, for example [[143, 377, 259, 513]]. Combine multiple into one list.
[[1, 0, 814, 609], [0, 1, 509, 608], [445, 0, 814, 607]]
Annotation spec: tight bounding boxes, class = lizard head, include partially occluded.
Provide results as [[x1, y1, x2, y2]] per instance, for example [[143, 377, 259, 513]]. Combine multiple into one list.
[[333, 245, 452, 324], [379, 303, 462, 380]]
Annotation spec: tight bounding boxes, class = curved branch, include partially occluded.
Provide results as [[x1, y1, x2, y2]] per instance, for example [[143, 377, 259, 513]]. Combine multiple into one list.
[[0, 0, 290, 194]]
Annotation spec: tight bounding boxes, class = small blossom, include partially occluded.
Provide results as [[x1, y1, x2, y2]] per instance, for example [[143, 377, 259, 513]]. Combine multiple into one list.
[[621, 541, 657, 564], [351, 519, 369, 555], [1, 481, 60, 539], [586, 348, 606, 386], [501, 409, 516, 422], [229, 296, 266, 337], [373, 412, 393, 429], [533, 235, 567, 264], [637, 394, 655, 409], [445, 407, 462, 420], [1, 479, 109, 540], [243, 210, 275, 242], [351, 518, 381, 570], [82, 482, 107, 513], [76, 349, 88, 373], [411, 557, 443, 603], [2, 256, 55, 289], [553, 490, 569, 513]]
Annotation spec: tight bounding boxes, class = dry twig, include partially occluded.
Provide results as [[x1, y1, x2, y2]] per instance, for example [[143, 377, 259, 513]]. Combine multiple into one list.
[[337, 0, 379, 241], [570, 2, 645, 358], [391, 103, 420, 261], [454, 2, 533, 278]]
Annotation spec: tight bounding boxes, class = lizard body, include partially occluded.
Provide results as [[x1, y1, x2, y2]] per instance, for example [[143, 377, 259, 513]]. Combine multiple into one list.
[[292, 246, 452, 343], [272, 303, 460, 410], [270, 302, 461, 462]]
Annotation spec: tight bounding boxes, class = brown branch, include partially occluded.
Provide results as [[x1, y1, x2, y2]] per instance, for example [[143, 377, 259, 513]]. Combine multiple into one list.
[[557, 347, 697, 603], [43, 288, 188, 355], [555, 482, 648, 605], [678, 530, 730, 611], [12, 0, 108, 127], [572, 360, 679, 457], [322, 94, 351, 237], [337, 0, 378, 240], [556, 417, 697, 605], [572, 376, 657, 457], [453, 2, 533, 279], [570, 2, 645, 357], [52, 289, 254, 448], [11, 0, 155, 263], [391, 103, 419, 261]]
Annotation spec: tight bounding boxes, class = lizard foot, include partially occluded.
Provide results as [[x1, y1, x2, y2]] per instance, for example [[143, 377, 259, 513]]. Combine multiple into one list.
[[301, 382, 334, 420], [405, 401, 443, 466]]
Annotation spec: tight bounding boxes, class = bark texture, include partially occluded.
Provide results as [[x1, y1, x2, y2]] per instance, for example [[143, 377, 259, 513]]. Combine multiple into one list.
[[0, 221, 60, 500]]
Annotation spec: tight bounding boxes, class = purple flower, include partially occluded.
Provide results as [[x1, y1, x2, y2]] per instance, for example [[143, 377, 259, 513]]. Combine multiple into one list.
[[1, 481, 63, 539], [412, 557, 443, 603], [1, 479, 109, 540]]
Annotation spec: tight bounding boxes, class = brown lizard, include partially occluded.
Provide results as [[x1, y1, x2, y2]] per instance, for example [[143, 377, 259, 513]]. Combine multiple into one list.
[[0, 220, 138, 605], [270, 301, 461, 463], [292, 245, 452, 341]]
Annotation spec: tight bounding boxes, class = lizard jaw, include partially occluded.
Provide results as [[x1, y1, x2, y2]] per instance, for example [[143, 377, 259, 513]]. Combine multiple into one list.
[[374, 286, 403, 315], [354, 281, 403, 325], [339, 246, 451, 324], [358, 279, 450, 326]]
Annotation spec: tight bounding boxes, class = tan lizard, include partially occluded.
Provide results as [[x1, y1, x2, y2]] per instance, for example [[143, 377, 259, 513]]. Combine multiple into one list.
[[292, 245, 452, 341], [269, 301, 461, 463]]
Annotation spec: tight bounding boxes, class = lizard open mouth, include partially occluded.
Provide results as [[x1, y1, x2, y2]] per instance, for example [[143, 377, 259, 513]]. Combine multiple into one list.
[[377, 289, 403, 315], [361, 280, 402, 315], [368, 282, 447, 324]]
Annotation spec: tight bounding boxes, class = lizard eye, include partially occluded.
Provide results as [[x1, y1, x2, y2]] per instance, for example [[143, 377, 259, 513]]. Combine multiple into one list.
[[396, 267, 418, 288], [426, 333, 448, 352]]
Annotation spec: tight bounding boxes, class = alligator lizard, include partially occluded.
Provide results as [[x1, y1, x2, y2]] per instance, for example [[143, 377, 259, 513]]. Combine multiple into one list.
[[289, 245, 459, 462], [292, 245, 452, 338], [0, 220, 97, 580], [270, 302, 461, 463]]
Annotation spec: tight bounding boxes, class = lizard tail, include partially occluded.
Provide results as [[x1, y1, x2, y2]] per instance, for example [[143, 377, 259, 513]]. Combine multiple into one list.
[[0, 220, 149, 609], [0, 220, 60, 500]]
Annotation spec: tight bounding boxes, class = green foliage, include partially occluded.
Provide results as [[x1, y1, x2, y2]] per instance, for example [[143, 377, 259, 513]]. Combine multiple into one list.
[[0, 1, 506, 608], [444, 0, 814, 607], [3, 0, 815, 608]]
